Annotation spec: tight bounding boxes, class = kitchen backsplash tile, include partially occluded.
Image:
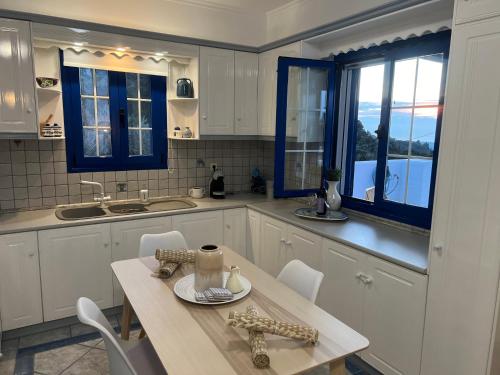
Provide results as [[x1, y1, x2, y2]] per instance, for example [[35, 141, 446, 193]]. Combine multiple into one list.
[[0, 139, 275, 212]]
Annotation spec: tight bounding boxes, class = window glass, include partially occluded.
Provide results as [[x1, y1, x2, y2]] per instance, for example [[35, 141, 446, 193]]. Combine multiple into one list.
[[126, 73, 153, 157], [79, 68, 112, 158], [384, 54, 443, 208], [349, 63, 385, 202]]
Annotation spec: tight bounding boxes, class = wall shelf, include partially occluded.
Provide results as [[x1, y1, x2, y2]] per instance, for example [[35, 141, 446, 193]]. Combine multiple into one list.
[[168, 97, 198, 102]]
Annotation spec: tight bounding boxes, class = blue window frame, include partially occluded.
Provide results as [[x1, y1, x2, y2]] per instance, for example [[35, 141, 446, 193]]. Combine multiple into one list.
[[274, 57, 336, 197], [335, 31, 450, 228], [61, 58, 167, 172]]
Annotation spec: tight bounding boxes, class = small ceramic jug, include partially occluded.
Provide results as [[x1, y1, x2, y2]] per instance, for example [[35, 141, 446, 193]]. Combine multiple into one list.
[[225, 266, 244, 293]]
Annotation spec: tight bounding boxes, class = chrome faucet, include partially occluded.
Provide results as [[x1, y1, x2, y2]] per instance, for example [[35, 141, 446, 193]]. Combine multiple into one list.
[[80, 180, 111, 208]]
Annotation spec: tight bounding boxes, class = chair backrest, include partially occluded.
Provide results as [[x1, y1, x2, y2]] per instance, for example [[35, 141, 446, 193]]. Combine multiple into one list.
[[77, 297, 137, 375], [139, 230, 188, 257], [277, 260, 324, 303]]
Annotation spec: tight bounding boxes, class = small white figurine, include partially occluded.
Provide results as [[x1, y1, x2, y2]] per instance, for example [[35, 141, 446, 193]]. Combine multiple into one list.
[[225, 266, 244, 293]]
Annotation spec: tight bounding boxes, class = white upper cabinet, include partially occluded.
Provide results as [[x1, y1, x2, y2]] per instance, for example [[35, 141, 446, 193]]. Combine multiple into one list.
[[0, 232, 43, 330], [0, 18, 37, 134], [199, 47, 235, 135], [422, 16, 500, 375], [234, 51, 258, 135], [455, 0, 500, 24], [258, 42, 301, 136]]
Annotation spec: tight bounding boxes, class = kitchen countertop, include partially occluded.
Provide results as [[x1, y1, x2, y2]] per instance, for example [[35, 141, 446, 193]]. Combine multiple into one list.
[[0, 194, 429, 274]]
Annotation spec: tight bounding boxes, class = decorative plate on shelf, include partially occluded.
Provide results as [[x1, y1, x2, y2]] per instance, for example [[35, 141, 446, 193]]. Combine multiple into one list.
[[294, 207, 349, 222], [174, 272, 251, 305]]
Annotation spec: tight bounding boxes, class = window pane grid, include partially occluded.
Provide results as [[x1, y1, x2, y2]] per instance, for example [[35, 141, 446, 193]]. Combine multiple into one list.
[[127, 74, 153, 157], [79, 68, 111, 158]]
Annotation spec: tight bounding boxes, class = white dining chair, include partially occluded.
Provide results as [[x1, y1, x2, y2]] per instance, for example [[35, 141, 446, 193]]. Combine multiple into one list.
[[139, 230, 188, 257], [277, 260, 324, 303], [77, 297, 167, 375]]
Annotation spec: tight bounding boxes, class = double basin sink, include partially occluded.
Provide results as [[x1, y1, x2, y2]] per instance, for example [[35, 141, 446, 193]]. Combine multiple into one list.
[[55, 199, 197, 220]]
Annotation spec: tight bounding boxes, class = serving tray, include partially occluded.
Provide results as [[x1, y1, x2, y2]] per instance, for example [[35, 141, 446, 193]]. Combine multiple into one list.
[[294, 207, 349, 222]]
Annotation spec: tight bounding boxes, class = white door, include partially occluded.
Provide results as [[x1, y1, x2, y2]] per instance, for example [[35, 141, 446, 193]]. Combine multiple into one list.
[[200, 47, 234, 135], [285, 224, 322, 270], [455, 0, 500, 24], [361, 256, 427, 375], [422, 17, 500, 375], [246, 209, 261, 264], [172, 211, 224, 249], [0, 232, 43, 330], [223, 208, 247, 257], [234, 51, 258, 135], [110, 217, 172, 306], [38, 224, 113, 320], [0, 18, 37, 134], [318, 239, 365, 334], [259, 214, 287, 276]]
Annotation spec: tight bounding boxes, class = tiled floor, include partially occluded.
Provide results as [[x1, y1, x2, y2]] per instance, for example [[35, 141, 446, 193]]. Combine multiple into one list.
[[1, 314, 380, 375]]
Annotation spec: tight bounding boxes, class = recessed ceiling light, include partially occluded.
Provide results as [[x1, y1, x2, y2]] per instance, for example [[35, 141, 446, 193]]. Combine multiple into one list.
[[116, 47, 129, 52], [73, 42, 84, 47], [155, 52, 165, 57]]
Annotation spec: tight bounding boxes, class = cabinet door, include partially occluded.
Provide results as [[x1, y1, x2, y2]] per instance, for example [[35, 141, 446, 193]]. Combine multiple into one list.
[[361, 256, 427, 375], [39, 224, 113, 321], [455, 0, 500, 24], [223, 208, 247, 257], [422, 17, 500, 375], [200, 47, 234, 135], [246, 209, 261, 264], [110, 217, 172, 306], [0, 232, 43, 330], [285, 224, 322, 270], [235, 51, 258, 135], [259, 214, 287, 276], [172, 210, 224, 249], [0, 18, 37, 133], [318, 239, 365, 334]]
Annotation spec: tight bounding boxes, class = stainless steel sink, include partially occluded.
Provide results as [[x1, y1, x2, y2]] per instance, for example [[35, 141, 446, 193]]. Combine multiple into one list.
[[147, 199, 196, 212], [55, 198, 197, 220], [55, 206, 107, 220], [107, 203, 148, 214]]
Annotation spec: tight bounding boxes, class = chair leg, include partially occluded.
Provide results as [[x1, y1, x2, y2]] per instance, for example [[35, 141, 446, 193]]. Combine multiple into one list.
[[329, 359, 346, 375], [138, 328, 146, 339], [121, 295, 133, 340]]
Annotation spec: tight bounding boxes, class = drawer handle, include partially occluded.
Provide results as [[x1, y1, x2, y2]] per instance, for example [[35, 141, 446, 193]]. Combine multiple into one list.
[[356, 272, 373, 284]]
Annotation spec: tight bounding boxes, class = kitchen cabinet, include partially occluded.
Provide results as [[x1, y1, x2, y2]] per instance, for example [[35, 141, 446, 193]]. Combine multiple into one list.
[[0, 18, 37, 135], [455, 0, 500, 24], [319, 238, 427, 375], [259, 214, 288, 276], [110, 217, 172, 306], [172, 210, 224, 249], [0, 232, 43, 330], [246, 209, 261, 264], [38, 224, 113, 321], [421, 15, 500, 375], [257, 42, 301, 136], [234, 52, 258, 135], [223, 208, 247, 257], [285, 224, 322, 270], [199, 47, 235, 135]]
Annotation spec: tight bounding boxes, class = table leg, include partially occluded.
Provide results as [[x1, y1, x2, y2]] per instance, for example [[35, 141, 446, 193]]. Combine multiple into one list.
[[329, 358, 346, 375], [121, 295, 132, 340]]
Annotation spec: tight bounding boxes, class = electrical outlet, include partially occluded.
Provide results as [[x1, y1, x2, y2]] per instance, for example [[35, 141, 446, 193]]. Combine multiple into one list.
[[210, 163, 217, 171], [116, 182, 128, 192]]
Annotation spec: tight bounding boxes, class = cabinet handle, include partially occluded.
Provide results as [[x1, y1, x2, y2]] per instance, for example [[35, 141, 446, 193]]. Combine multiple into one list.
[[356, 273, 373, 285], [237, 118, 242, 121], [115, 242, 120, 246], [226, 224, 231, 229], [285, 240, 292, 246], [27, 107, 33, 114], [280, 238, 286, 243], [104, 243, 109, 248], [28, 253, 35, 257], [202, 115, 207, 120], [433, 244, 443, 254]]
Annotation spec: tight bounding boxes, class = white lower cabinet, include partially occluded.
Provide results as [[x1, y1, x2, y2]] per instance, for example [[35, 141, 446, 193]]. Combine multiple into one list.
[[222, 208, 247, 257], [0, 232, 43, 330], [319, 238, 427, 375], [259, 214, 287, 276], [285, 224, 321, 270], [38, 224, 113, 321], [110, 217, 172, 306], [172, 210, 224, 249], [246, 209, 261, 264]]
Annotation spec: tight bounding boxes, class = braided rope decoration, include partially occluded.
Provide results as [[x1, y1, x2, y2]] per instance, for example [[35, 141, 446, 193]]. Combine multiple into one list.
[[246, 305, 270, 368], [151, 261, 180, 279], [155, 249, 196, 263], [228, 311, 319, 345]]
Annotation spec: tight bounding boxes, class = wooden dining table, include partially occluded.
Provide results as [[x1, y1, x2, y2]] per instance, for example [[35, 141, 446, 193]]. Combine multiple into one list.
[[111, 246, 369, 375]]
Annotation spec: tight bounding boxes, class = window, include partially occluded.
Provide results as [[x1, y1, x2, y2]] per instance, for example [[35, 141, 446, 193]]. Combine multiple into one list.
[[62, 65, 167, 172], [336, 32, 450, 228]]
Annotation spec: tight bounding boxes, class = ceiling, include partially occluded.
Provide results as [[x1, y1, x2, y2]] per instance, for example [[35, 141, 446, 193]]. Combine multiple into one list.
[[168, 0, 294, 13]]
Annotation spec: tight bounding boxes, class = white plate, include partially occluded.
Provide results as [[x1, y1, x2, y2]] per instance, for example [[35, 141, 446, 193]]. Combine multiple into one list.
[[174, 272, 252, 305]]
